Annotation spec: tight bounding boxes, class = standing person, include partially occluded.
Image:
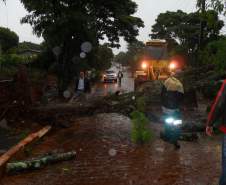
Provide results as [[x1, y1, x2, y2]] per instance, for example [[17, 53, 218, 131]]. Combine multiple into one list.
[[75, 71, 91, 94], [117, 71, 123, 86], [206, 80, 226, 185], [160, 72, 184, 149], [70, 71, 91, 102]]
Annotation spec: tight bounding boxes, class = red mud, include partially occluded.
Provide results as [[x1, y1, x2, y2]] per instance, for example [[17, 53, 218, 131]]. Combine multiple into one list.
[[1, 113, 222, 185]]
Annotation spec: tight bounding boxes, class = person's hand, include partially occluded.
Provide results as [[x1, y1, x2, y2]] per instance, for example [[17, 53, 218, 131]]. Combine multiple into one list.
[[206, 126, 213, 136]]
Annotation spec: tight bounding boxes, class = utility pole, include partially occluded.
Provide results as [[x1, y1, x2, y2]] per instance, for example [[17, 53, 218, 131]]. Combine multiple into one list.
[[199, 0, 206, 49]]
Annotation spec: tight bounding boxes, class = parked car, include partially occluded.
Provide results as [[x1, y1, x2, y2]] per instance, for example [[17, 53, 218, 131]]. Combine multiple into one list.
[[103, 70, 117, 83]]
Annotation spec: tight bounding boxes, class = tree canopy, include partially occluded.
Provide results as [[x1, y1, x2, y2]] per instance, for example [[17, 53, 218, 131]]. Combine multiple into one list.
[[20, 0, 144, 48], [197, 0, 225, 14], [0, 27, 19, 53], [114, 40, 145, 71], [150, 10, 224, 65], [200, 36, 226, 71], [20, 0, 144, 90], [114, 52, 128, 66], [94, 44, 114, 71], [18, 41, 42, 51]]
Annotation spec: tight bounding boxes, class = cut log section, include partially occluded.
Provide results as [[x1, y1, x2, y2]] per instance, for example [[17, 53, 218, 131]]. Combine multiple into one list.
[[0, 126, 51, 174], [6, 151, 76, 174]]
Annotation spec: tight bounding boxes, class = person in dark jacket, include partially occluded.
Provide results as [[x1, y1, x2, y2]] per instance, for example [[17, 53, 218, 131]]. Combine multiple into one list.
[[206, 80, 226, 185], [69, 71, 91, 103], [75, 71, 91, 93], [161, 74, 184, 149], [117, 71, 123, 86]]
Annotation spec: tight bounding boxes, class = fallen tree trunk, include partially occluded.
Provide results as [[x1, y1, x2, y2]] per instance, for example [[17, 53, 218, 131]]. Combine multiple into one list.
[[179, 132, 199, 142], [0, 126, 51, 174], [6, 151, 76, 174], [181, 122, 205, 132]]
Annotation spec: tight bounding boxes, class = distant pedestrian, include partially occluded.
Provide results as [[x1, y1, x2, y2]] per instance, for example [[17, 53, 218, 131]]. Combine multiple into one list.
[[206, 80, 226, 185], [117, 71, 123, 86]]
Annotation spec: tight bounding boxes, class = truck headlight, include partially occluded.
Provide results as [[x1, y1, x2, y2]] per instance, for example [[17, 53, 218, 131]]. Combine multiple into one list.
[[165, 117, 182, 126], [173, 120, 182, 125], [165, 117, 174, 124]]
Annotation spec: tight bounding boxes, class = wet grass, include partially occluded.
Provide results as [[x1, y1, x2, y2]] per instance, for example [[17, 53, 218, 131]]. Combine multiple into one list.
[[130, 111, 153, 144]]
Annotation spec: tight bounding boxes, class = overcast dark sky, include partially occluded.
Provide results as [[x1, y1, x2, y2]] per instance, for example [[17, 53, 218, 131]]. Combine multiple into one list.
[[0, 0, 197, 53]]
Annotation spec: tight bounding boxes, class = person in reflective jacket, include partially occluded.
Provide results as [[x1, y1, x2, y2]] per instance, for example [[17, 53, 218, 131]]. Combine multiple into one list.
[[161, 73, 184, 149]]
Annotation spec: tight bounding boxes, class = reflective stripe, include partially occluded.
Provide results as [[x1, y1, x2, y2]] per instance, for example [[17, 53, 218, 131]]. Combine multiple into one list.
[[162, 106, 179, 114]]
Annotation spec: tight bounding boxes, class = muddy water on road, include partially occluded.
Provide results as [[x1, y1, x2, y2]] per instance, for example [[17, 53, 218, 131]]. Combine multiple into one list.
[[1, 113, 221, 185], [92, 71, 134, 97]]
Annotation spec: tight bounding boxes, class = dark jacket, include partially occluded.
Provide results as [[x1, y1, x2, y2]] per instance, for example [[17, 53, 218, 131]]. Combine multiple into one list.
[[118, 72, 123, 78], [161, 85, 184, 109], [75, 77, 91, 93], [207, 80, 226, 132]]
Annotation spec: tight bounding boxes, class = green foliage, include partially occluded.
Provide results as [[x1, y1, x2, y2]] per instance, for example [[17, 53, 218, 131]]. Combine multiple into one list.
[[94, 44, 114, 71], [114, 40, 145, 71], [0, 54, 30, 78], [126, 41, 145, 71], [21, 0, 144, 46], [151, 10, 224, 66], [199, 37, 226, 71], [0, 54, 36, 68], [20, 0, 143, 58], [197, 0, 225, 14], [17, 41, 42, 52], [136, 96, 146, 113], [0, 27, 19, 53], [0, 53, 45, 81], [130, 111, 152, 144], [114, 52, 128, 66]]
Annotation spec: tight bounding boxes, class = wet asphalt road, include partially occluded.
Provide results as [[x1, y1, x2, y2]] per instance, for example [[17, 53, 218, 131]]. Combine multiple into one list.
[[91, 71, 134, 96], [1, 113, 221, 185]]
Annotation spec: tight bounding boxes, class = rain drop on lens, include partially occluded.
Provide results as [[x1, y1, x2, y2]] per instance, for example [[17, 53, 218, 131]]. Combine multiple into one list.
[[52, 46, 61, 57], [81, 42, 92, 53], [133, 25, 138, 31], [80, 52, 86, 59], [63, 90, 71, 99], [108, 148, 117, 157]]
